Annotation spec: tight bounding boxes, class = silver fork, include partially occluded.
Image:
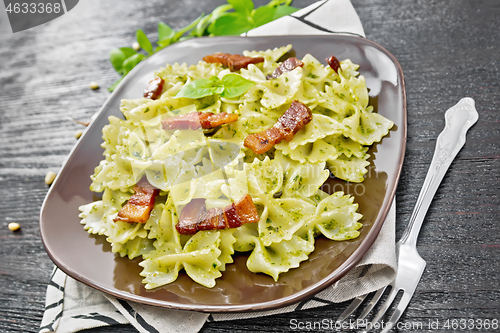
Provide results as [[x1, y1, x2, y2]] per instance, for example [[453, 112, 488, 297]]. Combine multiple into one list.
[[337, 97, 479, 332]]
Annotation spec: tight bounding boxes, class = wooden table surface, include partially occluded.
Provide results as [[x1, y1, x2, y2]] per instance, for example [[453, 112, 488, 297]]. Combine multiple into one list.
[[1, 0, 499, 332]]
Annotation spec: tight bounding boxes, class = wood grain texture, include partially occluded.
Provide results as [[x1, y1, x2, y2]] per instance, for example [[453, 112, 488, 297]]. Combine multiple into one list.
[[0, 0, 498, 332]]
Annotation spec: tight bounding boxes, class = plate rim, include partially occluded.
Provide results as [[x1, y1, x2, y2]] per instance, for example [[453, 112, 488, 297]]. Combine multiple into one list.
[[40, 34, 407, 313]]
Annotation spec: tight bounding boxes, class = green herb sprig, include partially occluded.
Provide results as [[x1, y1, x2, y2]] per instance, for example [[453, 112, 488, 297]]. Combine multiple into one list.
[[176, 74, 256, 99], [108, 0, 297, 91]]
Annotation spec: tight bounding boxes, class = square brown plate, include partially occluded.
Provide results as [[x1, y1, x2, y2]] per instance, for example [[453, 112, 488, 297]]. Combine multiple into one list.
[[40, 35, 406, 312]]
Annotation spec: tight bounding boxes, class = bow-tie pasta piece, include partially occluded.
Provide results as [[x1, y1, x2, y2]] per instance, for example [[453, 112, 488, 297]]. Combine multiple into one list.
[[217, 229, 237, 271], [90, 117, 138, 192], [276, 134, 368, 167], [299, 192, 363, 241], [245, 156, 283, 197], [79, 201, 106, 235], [327, 153, 371, 183], [243, 44, 292, 75], [275, 113, 344, 151], [281, 161, 330, 199], [140, 231, 222, 289], [341, 106, 395, 145], [257, 196, 316, 246], [257, 67, 303, 109], [80, 188, 130, 237], [144, 196, 180, 247], [187, 62, 224, 81], [232, 223, 259, 252], [302, 54, 331, 84], [246, 235, 315, 281]]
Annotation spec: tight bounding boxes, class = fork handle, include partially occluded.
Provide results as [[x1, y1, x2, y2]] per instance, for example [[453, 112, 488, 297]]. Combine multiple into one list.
[[400, 98, 479, 246]]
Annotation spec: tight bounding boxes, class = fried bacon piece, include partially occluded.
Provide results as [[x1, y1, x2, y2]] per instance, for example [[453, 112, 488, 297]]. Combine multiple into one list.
[[176, 194, 259, 235], [243, 127, 282, 155], [244, 101, 313, 154], [114, 182, 160, 223], [203, 53, 265, 72], [161, 111, 238, 130], [233, 194, 260, 224], [175, 199, 206, 234], [143, 77, 165, 100], [197, 207, 225, 231], [267, 57, 304, 79], [326, 56, 341, 74]]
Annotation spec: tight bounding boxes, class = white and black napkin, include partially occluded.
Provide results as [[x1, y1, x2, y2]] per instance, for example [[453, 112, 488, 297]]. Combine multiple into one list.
[[40, 1, 397, 332]]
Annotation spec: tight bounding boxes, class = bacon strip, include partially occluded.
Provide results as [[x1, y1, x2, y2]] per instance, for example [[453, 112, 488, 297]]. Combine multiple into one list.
[[203, 53, 264, 72], [114, 182, 160, 223], [267, 57, 304, 79], [175, 199, 206, 234], [326, 56, 341, 74], [143, 77, 165, 100], [161, 112, 238, 130], [176, 194, 259, 235], [244, 101, 313, 154], [233, 194, 260, 224]]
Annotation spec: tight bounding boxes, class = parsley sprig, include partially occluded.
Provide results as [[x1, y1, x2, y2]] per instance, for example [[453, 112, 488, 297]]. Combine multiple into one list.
[[108, 0, 297, 91]]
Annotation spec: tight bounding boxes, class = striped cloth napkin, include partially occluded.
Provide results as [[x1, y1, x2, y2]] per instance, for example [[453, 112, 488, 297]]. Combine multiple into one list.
[[40, 1, 397, 332]]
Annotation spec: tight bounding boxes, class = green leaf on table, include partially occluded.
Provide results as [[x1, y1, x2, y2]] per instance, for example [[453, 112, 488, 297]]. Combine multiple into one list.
[[120, 47, 137, 60], [192, 14, 212, 37], [193, 3, 233, 37], [174, 14, 204, 41], [107, 0, 301, 91], [123, 53, 146, 74], [252, 6, 276, 26], [220, 74, 255, 98], [158, 22, 175, 42], [108, 76, 124, 92], [157, 39, 171, 49], [208, 13, 254, 36], [136, 29, 153, 54], [119, 47, 137, 59], [266, 0, 294, 7], [109, 48, 125, 72], [273, 5, 299, 19], [228, 0, 254, 16]]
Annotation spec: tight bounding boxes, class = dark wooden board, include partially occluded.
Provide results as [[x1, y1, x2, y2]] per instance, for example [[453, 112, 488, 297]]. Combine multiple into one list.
[[0, 0, 498, 332]]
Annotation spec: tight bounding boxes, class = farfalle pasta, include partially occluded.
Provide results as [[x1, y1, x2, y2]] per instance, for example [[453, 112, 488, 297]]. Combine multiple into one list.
[[79, 44, 394, 289]]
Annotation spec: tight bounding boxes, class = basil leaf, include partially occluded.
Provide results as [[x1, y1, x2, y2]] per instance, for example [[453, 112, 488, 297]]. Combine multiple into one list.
[[273, 5, 299, 19], [108, 76, 124, 92], [123, 53, 146, 74], [157, 39, 172, 48], [212, 3, 234, 19], [266, 0, 291, 6], [174, 14, 204, 41], [192, 14, 212, 37], [176, 78, 220, 99], [119, 47, 137, 59], [136, 29, 153, 54], [107, 0, 302, 92], [208, 13, 254, 36], [228, 0, 254, 16], [252, 6, 276, 26], [208, 76, 224, 94], [109, 48, 125, 72], [208, 76, 221, 85], [213, 85, 225, 94], [158, 22, 175, 41], [220, 74, 255, 98]]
